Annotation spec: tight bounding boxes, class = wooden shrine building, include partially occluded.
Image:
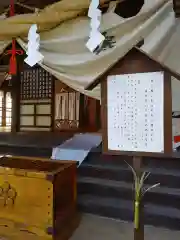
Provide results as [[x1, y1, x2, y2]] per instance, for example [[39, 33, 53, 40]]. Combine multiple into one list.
[[0, 42, 101, 132], [0, 42, 101, 157], [0, 20, 180, 238], [1, 0, 180, 238]]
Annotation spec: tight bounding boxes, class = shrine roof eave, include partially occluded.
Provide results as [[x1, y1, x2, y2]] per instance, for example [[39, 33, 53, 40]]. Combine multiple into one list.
[[85, 47, 180, 91]]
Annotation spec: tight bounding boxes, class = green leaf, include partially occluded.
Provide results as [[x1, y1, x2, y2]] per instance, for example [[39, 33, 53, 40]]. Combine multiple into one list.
[[142, 183, 160, 197], [124, 160, 137, 182]]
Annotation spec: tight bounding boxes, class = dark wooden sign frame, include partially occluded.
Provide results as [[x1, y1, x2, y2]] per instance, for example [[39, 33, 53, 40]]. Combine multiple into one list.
[[101, 70, 172, 157], [85, 47, 180, 158]]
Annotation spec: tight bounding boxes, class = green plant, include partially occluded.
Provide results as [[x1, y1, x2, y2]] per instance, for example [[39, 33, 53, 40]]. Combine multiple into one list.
[[125, 161, 160, 229]]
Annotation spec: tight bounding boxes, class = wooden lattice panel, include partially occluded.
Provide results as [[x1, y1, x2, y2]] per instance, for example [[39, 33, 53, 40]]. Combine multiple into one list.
[[20, 67, 53, 100], [55, 92, 80, 130], [55, 119, 79, 130]]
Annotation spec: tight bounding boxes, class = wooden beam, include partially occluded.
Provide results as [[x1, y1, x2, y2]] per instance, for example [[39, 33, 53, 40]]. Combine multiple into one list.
[[173, 0, 180, 18], [11, 66, 20, 132], [0, 65, 9, 72]]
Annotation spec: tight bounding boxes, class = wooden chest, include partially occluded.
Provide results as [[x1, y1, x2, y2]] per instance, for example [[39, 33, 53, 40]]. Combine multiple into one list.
[[0, 155, 79, 240]]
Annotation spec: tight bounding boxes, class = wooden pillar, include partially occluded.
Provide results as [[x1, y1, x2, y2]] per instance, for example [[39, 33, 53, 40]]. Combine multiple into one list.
[[1, 91, 6, 127], [96, 99, 101, 130], [11, 68, 20, 133], [51, 76, 55, 131], [79, 94, 85, 129]]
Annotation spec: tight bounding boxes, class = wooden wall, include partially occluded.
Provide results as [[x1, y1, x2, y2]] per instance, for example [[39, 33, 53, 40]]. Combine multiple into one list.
[[54, 80, 101, 132], [19, 66, 53, 132], [20, 99, 52, 131], [54, 80, 80, 131], [18, 65, 101, 132]]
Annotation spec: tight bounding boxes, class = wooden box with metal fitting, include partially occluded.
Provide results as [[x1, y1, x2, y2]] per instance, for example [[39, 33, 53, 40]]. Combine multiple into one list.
[[0, 155, 80, 240]]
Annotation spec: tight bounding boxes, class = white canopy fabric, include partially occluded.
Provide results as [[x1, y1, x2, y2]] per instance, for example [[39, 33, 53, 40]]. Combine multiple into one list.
[[1, 0, 180, 110]]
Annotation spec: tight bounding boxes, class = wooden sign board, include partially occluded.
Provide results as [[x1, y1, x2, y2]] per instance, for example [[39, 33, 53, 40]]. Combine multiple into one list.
[[106, 71, 166, 156], [86, 47, 178, 157], [102, 49, 173, 157]]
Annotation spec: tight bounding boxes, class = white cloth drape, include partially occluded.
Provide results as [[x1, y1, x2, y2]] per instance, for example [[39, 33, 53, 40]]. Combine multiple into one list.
[[18, 0, 171, 98], [1, 0, 180, 110]]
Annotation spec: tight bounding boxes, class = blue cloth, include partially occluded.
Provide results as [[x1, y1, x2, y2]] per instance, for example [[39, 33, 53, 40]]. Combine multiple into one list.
[[52, 133, 102, 166]]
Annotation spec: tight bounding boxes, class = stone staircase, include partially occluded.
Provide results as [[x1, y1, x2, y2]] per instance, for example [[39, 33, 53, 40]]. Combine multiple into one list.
[[77, 147, 180, 230], [0, 132, 73, 157]]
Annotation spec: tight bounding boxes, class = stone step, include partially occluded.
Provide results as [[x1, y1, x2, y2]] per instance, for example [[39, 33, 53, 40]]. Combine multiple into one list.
[[0, 145, 52, 158], [78, 149, 180, 230], [78, 194, 180, 230], [78, 163, 180, 188], [85, 152, 180, 170], [78, 177, 180, 209]]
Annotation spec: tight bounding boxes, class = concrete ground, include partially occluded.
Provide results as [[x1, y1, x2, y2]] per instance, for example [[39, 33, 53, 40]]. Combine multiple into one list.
[[71, 214, 180, 240]]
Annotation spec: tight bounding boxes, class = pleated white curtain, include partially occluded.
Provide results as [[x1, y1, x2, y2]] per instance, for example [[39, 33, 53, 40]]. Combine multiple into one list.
[[18, 0, 172, 98], [1, 0, 180, 110]]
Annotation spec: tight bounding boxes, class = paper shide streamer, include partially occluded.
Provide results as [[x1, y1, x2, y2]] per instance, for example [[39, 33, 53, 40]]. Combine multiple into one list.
[[25, 24, 44, 67], [86, 0, 105, 52], [93, 31, 116, 54]]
